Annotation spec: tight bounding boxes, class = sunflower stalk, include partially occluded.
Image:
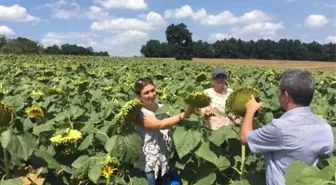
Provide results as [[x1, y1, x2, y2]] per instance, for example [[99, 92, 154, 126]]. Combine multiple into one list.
[[3, 148, 10, 179], [106, 176, 110, 185], [240, 145, 246, 180], [67, 116, 73, 130], [197, 113, 202, 129]]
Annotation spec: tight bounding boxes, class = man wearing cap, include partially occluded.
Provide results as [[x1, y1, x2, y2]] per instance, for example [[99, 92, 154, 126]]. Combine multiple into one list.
[[201, 67, 236, 130]]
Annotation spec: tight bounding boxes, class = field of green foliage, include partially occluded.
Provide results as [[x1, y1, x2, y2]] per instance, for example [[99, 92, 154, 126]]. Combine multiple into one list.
[[0, 55, 335, 185]]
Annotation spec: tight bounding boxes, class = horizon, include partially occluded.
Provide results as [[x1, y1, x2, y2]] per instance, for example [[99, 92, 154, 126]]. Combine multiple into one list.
[[1, 0, 335, 56]]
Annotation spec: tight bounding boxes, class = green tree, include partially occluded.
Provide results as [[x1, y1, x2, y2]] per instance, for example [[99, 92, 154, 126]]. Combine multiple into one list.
[[193, 40, 214, 58], [307, 41, 323, 61], [59, 44, 94, 55], [0, 35, 7, 50], [2, 37, 40, 54], [140, 40, 162, 57], [321, 43, 335, 62], [165, 23, 193, 60], [160, 42, 172, 57], [140, 40, 172, 57], [45, 45, 61, 54]]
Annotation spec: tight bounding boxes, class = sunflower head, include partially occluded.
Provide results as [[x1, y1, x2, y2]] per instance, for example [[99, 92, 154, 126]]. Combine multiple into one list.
[[114, 98, 143, 130], [225, 87, 260, 117], [26, 106, 44, 117], [50, 129, 83, 145], [184, 91, 211, 108], [37, 77, 50, 83], [50, 129, 83, 155], [30, 90, 44, 97], [102, 166, 117, 179], [102, 154, 120, 167], [0, 102, 14, 133], [45, 86, 63, 95], [101, 154, 120, 179]]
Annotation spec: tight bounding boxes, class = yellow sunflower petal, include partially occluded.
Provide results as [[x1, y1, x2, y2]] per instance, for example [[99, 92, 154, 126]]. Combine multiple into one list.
[[102, 166, 113, 179], [26, 106, 44, 117]]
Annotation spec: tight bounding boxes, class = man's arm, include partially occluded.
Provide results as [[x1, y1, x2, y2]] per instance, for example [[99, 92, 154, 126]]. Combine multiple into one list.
[[240, 94, 263, 145], [240, 109, 256, 144]]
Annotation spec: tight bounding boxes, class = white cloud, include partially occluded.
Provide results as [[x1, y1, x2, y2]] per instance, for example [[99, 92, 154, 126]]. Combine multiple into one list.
[[40, 1, 110, 20], [324, 3, 336, 8], [192, 9, 207, 21], [94, 0, 147, 10], [53, 9, 82, 19], [200, 11, 240, 25], [86, 6, 109, 20], [0, 4, 40, 22], [192, 34, 202, 41], [304, 14, 330, 27], [325, 36, 336, 43], [41, 30, 148, 56], [41, 32, 100, 46], [90, 11, 165, 31], [164, 5, 239, 25], [41, 0, 80, 9], [96, 30, 148, 56], [241, 22, 284, 35], [164, 5, 272, 26], [240, 10, 272, 23], [208, 33, 232, 41], [164, 5, 193, 19], [208, 22, 284, 41], [0, 26, 15, 36], [332, 19, 336, 27]]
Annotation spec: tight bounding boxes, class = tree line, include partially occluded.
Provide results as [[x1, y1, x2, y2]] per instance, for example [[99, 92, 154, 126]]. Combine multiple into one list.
[[140, 23, 336, 62], [0, 35, 109, 56]]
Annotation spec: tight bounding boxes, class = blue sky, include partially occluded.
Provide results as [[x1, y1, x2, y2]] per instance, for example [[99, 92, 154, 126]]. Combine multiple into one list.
[[0, 0, 335, 56]]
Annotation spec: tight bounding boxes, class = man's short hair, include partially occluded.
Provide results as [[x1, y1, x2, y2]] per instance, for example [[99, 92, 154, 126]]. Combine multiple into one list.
[[279, 69, 315, 106]]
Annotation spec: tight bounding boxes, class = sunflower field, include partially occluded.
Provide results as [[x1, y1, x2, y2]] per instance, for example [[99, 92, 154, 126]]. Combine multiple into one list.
[[0, 55, 335, 185]]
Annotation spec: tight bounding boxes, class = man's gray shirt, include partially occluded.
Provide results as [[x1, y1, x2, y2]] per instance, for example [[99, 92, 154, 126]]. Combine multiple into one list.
[[246, 107, 334, 185]]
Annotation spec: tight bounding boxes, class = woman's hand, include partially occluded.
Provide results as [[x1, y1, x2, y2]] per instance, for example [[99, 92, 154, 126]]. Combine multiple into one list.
[[205, 107, 215, 116], [186, 106, 197, 116], [180, 106, 196, 119], [204, 107, 215, 120]]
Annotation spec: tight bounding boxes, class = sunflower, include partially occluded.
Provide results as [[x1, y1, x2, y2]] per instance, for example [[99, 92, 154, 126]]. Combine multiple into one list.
[[225, 88, 260, 117], [101, 154, 120, 179], [50, 129, 83, 155], [0, 102, 14, 133], [102, 166, 118, 179], [66, 129, 83, 141], [50, 129, 83, 145], [26, 106, 44, 117], [30, 90, 44, 97]]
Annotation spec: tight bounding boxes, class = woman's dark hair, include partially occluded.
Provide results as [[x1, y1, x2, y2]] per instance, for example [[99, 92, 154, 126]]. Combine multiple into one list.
[[134, 77, 154, 95]]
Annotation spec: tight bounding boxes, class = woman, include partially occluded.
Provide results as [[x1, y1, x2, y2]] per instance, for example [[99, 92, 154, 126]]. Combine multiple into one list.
[[201, 67, 238, 130], [134, 77, 196, 185]]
